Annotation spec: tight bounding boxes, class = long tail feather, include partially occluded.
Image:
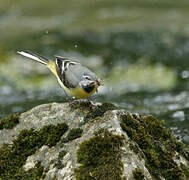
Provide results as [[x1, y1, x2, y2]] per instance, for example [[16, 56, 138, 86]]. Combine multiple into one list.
[[17, 51, 49, 65]]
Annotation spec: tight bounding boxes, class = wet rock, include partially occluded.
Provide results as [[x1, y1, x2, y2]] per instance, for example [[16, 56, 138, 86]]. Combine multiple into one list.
[[0, 101, 188, 180], [172, 111, 185, 121]]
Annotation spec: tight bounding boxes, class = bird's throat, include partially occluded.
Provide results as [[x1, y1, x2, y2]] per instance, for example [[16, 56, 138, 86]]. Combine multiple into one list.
[[83, 84, 95, 93]]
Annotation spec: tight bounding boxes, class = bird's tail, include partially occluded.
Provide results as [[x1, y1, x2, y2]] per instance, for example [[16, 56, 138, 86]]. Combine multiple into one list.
[[17, 51, 49, 65], [17, 50, 58, 77]]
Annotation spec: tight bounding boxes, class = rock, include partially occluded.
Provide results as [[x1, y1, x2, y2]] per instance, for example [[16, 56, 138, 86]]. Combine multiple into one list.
[[0, 100, 188, 180]]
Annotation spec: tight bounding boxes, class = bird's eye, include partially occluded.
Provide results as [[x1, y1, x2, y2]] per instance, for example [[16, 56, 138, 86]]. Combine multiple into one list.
[[83, 75, 91, 80]]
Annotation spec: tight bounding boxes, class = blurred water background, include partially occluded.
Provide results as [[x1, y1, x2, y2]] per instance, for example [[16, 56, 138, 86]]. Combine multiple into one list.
[[0, 0, 189, 144]]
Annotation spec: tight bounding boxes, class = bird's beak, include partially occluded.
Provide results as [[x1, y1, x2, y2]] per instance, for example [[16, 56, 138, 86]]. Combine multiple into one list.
[[90, 79, 101, 87]]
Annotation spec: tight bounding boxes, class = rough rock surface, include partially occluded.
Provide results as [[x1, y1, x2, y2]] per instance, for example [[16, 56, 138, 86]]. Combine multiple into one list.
[[0, 101, 188, 180]]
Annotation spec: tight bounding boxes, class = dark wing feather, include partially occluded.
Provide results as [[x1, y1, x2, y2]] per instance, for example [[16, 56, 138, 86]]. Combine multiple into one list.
[[55, 58, 63, 81], [55, 57, 80, 88]]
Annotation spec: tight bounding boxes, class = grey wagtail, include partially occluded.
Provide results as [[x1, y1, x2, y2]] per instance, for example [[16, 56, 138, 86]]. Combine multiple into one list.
[[17, 51, 101, 99]]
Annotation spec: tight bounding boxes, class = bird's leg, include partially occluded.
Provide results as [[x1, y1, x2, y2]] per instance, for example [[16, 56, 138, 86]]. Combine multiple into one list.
[[62, 89, 74, 103], [88, 94, 97, 104]]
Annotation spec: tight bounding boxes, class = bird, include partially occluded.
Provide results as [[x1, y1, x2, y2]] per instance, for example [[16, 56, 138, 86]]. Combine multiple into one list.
[[17, 51, 101, 99]]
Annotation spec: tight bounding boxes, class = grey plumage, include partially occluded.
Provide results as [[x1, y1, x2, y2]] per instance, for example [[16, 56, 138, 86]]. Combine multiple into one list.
[[55, 57, 97, 89], [17, 50, 100, 98]]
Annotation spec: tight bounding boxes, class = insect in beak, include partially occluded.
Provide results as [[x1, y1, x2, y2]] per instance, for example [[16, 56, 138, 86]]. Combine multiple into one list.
[[96, 78, 101, 86], [95, 78, 102, 93]]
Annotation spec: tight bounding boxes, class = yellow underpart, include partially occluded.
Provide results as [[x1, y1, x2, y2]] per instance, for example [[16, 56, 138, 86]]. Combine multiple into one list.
[[65, 85, 97, 99], [57, 77, 97, 99], [47, 60, 97, 98], [47, 60, 58, 77]]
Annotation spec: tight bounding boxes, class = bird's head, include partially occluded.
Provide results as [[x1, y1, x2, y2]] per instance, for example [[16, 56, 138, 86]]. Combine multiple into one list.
[[79, 74, 101, 93]]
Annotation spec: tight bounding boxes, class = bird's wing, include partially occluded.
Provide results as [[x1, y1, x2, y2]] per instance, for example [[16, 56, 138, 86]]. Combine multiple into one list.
[[55, 57, 81, 88]]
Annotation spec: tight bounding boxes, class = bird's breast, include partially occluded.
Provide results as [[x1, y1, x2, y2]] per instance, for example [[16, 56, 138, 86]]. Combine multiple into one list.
[[56, 75, 97, 98], [68, 85, 97, 98]]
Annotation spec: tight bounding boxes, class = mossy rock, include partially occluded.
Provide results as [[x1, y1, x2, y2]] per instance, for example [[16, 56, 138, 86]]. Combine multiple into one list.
[[69, 100, 117, 125], [0, 123, 68, 179], [62, 128, 83, 143], [0, 102, 188, 179], [0, 113, 20, 130], [75, 129, 124, 180], [120, 112, 189, 179], [133, 168, 145, 180]]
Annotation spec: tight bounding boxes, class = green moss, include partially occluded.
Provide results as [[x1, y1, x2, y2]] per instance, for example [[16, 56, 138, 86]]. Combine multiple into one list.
[[143, 148, 160, 167], [70, 101, 117, 125], [0, 113, 20, 130], [129, 143, 145, 160], [69, 100, 92, 110], [54, 150, 67, 169], [120, 112, 188, 179], [0, 123, 68, 179], [70, 100, 117, 125], [133, 168, 145, 180], [37, 123, 68, 147], [63, 128, 83, 143], [16, 161, 44, 179], [180, 163, 189, 178], [75, 129, 124, 180], [85, 102, 117, 121], [129, 143, 140, 154]]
